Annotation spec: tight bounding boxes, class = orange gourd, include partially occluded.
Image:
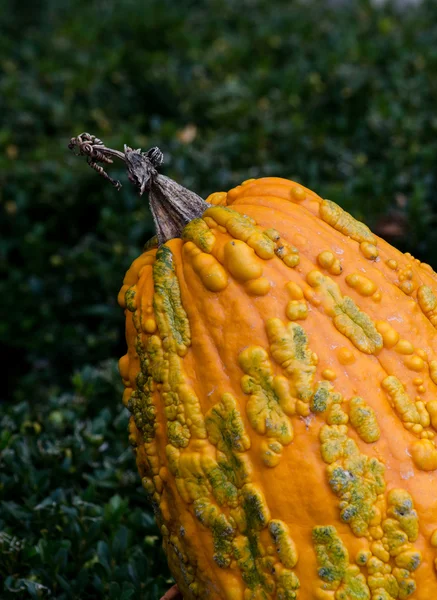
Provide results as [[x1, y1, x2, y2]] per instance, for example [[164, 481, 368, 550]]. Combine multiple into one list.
[[70, 135, 437, 599]]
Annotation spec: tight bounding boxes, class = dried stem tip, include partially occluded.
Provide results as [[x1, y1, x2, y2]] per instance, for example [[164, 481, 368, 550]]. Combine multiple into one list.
[[68, 132, 209, 244]]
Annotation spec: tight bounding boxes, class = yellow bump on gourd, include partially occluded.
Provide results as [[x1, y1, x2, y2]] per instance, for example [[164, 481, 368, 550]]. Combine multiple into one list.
[[268, 520, 298, 569], [319, 199, 377, 244], [369, 525, 384, 541], [371, 540, 390, 563], [317, 250, 342, 275], [349, 397, 380, 443], [204, 206, 276, 260], [177, 384, 207, 440], [246, 231, 277, 260], [381, 376, 421, 431], [286, 281, 304, 300], [426, 400, 437, 431], [302, 283, 321, 307], [131, 336, 167, 446], [306, 270, 324, 288], [142, 476, 155, 495], [337, 347, 356, 365], [356, 549, 372, 565], [240, 483, 272, 532], [286, 300, 308, 321], [239, 345, 295, 450], [360, 241, 379, 260], [394, 550, 422, 572], [400, 266, 414, 281], [413, 377, 423, 386], [203, 216, 217, 229], [204, 205, 242, 227], [345, 272, 377, 297], [205, 191, 227, 205], [386, 259, 398, 270], [399, 269, 412, 282], [416, 401, 431, 428], [242, 178, 256, 185], [118, 354, 129, 381], [124, 285, 138, 312], [282, 253, 300, 268], [395, 339, 415, 355], [291, 186, 306, 201], [386, 487, 420, 543], [330, 259, 342, 275], [182, 218, 216, 253], [372, 290, 382, 303], [274, 566, 300, 599], [153, 473, 163, 494], [158, 466, 169, 484], [223, 240, 263, 282], [266, 318, 318, 405], [275, 241, 300, 268], [260, 439, 283, 467], [327, 403, 349, 425], [193, 499, 236, 569], [399, 280, 415, 296], [417, 285, 437, 328], [312, 525, 371, 597], [322, 369, 337, 381], [319, 424, 386, 537], [143, 317, 157, 333], [317, 250, 335, 269], [264, 228, 281, 242], [431, 530, 437, 547], [411, 439, 437, 471], [312, 525, 348, 589], [244, 277, 271, 296], [306, 270, 383, 355], [430, 360, 437, 386], [409, 423, 424, 435], [296, 400, 310, 417], [404, 355, 425, 372], [153, 245, 191, 355], [310, 380, 334, 413], [206, 392, 251, 456]]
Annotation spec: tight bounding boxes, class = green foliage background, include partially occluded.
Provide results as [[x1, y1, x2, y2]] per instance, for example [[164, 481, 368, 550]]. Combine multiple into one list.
[[2, 0, 437, 597]]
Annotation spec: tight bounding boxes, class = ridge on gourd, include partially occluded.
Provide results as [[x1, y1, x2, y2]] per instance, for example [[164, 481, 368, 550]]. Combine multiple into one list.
[[69, 133, 437, 600]]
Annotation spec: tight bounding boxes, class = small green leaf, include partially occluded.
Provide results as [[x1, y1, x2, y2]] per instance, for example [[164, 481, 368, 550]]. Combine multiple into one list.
[[97, 540, 111, 574]]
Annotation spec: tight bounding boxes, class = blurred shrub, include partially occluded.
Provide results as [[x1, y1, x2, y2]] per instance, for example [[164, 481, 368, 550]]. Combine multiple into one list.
[[0, 360, 172, 598], [2, 0, 437, 596]]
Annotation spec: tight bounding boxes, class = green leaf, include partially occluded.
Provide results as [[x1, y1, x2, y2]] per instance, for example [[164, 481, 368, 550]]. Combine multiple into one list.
[[112, 525, 129, 560], [97, 540, 111, 574]]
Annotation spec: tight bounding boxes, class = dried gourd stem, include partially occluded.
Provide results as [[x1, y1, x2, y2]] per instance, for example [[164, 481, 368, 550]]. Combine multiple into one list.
[[68, 132, 209, 244]]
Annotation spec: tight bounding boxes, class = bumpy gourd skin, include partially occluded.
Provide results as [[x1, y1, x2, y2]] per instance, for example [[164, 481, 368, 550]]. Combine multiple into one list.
[[118, 177, 437, 599]]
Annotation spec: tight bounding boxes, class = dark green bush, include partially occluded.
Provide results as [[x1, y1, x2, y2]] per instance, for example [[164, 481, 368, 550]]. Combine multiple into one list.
[[2, 0, 437, 597], [0, 362, 172, 599]]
